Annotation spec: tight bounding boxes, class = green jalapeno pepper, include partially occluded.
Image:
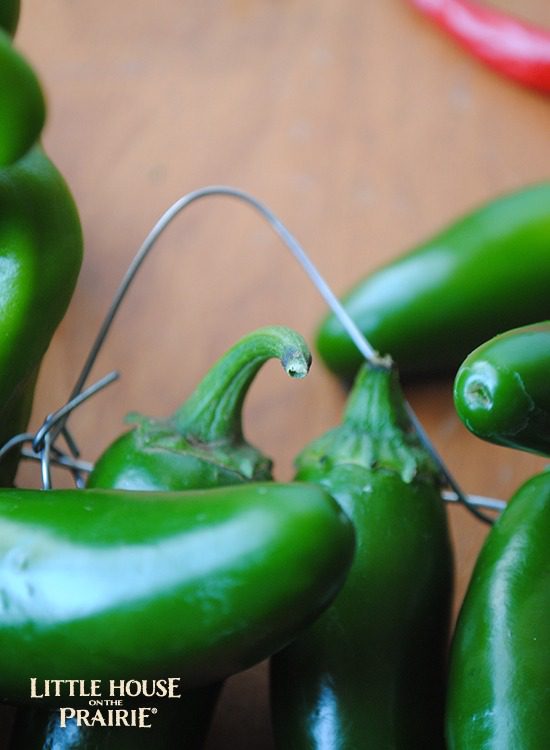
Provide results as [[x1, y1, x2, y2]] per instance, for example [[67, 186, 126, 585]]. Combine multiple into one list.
[[454, 322, 550, 457], [0, 146, 83, 486], [0, 0, 19, 36], [446, 470, 550, 749], [87, 325, 311, 490], [10, 326, 313, 749], [0, 483, 354, 706], [271, 363, 453, 748], [0, 31, 45, 167], [316, 183, 550, 380]]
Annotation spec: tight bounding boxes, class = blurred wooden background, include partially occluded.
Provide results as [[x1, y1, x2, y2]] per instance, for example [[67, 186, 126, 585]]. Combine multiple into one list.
[[2, 0, 550, 746]]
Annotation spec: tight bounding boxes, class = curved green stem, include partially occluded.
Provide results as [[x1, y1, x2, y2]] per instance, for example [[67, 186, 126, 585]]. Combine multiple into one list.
[[172, 326, 311, 443]]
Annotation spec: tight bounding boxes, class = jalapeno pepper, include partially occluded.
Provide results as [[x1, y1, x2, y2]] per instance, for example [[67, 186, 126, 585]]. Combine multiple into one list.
[[0, 31, 45, 167], [446, 470, 550, 749], [316, 182, 550, 381], [87, 325, 311, 490], [0, 483, 354, 706], [407, 0, 550, 94], [0, 146, 83, 486], [271, 363, 453, 748], [10, 326, 313, 749], [454, 322, 550, 457]]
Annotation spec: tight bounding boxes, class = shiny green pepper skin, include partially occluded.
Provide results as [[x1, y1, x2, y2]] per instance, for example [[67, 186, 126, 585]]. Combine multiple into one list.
[[0, 484, 354, 706], [446, 471, 550, 749], [9, 326, 313, 749], [454, 322, 550, 457], [316, 183, 550, 380], [0, 0, 19, 36], [0, 30, 45, 166], [271, 364, 453, 748], [0, 147, 83, 485], [88, 325, 311, 490]]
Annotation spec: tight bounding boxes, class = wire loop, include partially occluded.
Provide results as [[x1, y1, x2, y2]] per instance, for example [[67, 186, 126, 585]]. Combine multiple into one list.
[[0, 186, 503, 520], [0, 372, 117, 489]]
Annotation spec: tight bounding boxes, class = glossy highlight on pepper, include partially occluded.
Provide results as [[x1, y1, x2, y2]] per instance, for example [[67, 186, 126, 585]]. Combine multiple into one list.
[[446, 470, 550, 749], [454, 322, 550, 456], [9, 326, 313, 749], [88, 325, 312, 490], [0, 147, 83, 485], [316, 182, 550, 380], [0, 484, 354, 706], [271, 364, 453, 748]]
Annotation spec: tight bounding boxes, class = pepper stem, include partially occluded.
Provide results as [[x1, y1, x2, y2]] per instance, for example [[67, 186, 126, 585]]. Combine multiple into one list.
[[172, 326, 311, 443], [342, 363, 412, 434], [295, 363, 441, 484]]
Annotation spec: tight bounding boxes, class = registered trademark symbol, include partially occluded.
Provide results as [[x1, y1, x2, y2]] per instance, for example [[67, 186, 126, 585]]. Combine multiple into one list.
[[152, 708, 158, 714]]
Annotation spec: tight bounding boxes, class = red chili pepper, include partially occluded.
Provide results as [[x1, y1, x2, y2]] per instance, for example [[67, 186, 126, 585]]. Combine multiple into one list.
[[408, 0, 550, 93]]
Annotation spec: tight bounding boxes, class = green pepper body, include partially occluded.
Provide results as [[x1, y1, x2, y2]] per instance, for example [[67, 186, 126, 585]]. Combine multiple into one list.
[[446, 471, 550, 749], [0, 31, 45, 166], [0, 147, 83, 485], [316, 183, 550, 380], [271, 365, 453, 748], [87, 325, 311, 490], [0, 0, 19, 36], [0, 484, 354, 706], [11, 327, 312, 749], [454, 322, 550, 457]]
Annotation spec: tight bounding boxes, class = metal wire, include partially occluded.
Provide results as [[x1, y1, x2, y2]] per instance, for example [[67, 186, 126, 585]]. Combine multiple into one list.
[[442, 490, 505, 512], [20, 448, 93, 473], [0, 186, 504, 518], [0, 372, 118, 489], [63, 186, 389, 422], [49, 186, 495, 521]]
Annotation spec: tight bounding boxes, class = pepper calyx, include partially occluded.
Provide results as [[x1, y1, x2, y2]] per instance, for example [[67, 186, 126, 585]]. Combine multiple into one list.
[[89, 326, 310, 488], [295, 364, 441, 485], [125, 412, 273, 481]]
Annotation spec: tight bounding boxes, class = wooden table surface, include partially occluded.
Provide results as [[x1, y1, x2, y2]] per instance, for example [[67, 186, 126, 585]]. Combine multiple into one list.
[[2, 0, 550, 747]]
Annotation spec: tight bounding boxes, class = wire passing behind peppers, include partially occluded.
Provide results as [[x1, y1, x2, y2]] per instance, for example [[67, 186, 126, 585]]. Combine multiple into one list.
[[88, 325, 311, 490], [9, 326, 317, 749], [316, 182, 550, 381]]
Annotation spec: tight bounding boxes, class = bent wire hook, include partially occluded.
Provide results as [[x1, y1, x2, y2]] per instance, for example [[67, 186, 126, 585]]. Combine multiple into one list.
[[0, 186, 505, 520]]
